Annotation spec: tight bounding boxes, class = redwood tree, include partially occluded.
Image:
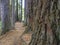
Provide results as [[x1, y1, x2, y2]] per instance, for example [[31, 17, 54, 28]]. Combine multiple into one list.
[[1, 0, 11, 34], [29, 0, 60, 45]]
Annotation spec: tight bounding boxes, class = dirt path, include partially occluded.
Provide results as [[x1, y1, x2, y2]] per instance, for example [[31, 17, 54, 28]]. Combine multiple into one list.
[[0, 22, 26, 45]]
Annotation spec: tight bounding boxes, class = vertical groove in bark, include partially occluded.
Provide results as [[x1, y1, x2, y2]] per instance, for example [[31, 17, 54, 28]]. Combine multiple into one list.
[[28, 0, 60, 45]]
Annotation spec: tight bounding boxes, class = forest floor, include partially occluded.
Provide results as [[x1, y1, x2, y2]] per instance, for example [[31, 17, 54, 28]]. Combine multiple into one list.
[[0, 22, 32, 45]]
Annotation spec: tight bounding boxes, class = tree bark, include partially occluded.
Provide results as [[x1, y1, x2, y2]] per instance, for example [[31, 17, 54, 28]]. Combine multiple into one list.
[[29, 0, 60, 45], [1, 0, 11, 35]]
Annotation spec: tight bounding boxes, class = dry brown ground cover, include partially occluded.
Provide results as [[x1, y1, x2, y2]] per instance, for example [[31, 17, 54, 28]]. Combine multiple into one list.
[[0, 22, 32, 45]]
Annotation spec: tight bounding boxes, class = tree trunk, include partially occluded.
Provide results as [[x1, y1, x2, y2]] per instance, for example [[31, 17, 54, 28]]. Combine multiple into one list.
[[29, 0, 60, 45], [24, 0, 28, 26], [20, 0, 22, 22], [11, 0, 15, 29], [1, 0, 11, 35], [24, 0, 27, 25], [0, 0, 1, 20], [15, 0, 19, 21]]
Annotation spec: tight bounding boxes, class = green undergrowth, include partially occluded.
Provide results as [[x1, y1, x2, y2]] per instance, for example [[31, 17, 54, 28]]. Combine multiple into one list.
[[0, 21, 2, 35]]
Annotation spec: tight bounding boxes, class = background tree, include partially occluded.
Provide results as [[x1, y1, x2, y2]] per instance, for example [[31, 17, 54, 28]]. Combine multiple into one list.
[[11, 0, 15, 29], [24, 0, 28, 26], [15, 0, 19, 21], [0, 0, 1, 20], [18, 0, 22, 22]]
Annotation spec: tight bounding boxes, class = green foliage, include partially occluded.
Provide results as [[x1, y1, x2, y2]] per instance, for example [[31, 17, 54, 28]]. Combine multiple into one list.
[[18, 2, 24, 21], [0, 21, 2, 29], [0, 21, 2, 35]]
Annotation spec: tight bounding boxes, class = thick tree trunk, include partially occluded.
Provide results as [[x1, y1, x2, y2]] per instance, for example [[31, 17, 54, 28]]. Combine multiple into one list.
[[1, 0, 11, 35], [29, 0, 60, 45], [26, 0, 34, 32]]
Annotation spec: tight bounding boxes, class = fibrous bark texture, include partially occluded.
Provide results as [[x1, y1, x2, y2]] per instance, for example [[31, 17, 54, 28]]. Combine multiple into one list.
[[29, 0, 60, 45]]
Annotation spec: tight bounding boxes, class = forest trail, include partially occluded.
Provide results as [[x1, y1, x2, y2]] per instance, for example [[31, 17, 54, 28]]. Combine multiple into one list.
[[0, 22, 31, 45]]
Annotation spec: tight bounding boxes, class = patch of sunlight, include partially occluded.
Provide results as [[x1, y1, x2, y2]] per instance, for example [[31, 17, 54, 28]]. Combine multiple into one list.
[[22, 13, 24, 21], [22, 10, 24, 21]]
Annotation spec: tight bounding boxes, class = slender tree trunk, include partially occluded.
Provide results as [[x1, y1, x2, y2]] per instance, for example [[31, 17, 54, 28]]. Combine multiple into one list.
[[21, 0, 22, 22], [29, 0, 60, 45], [0, 0, 1, 20], [24, 0, 28, 26], [11, 0, 15, 29], [16, 0, 19, 21], [19, 0, 22, 22]]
